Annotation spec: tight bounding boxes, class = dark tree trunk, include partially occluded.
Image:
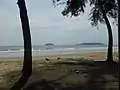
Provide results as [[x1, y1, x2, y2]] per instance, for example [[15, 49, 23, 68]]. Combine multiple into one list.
[[99, 0, 114, 63], [10, 0, 32, 90]]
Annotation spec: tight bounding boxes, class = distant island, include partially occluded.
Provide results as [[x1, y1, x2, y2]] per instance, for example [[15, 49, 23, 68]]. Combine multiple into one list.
[[76, 43, 106, 46], [45, 43, 54, 45]]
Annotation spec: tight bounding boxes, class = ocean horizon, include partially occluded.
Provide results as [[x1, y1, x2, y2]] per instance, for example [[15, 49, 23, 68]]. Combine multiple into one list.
[[0, 45, 118, 58]]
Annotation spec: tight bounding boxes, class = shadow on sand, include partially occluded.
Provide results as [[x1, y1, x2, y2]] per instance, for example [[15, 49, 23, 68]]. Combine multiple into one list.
[[0, 59, 118, 90]]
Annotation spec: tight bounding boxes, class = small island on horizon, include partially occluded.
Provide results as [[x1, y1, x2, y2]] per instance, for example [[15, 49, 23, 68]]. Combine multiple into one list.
[[76, 43, 106, 46], [45, 43, 54, 45], [44, 42, 106, 46]]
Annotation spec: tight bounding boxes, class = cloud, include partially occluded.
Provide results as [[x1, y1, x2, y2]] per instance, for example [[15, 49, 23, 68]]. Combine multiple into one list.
[[0, 0, 118, 45]]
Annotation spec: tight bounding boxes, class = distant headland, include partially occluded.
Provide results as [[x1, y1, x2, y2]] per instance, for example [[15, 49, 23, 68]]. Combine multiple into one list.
[[76, 43, 106, 46]]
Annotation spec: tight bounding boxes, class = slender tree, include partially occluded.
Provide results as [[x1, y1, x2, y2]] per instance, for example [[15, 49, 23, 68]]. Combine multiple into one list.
[[10, 0, 32, 90], [89, 0, 117, 63], [53, 0, 118, 63]]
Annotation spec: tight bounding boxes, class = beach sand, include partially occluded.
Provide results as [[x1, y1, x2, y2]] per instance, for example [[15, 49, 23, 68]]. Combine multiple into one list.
[[0, 52, 118, 90]]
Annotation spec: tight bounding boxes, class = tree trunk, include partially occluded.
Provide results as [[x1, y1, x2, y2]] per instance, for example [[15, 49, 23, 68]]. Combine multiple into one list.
[[99, 0, 113, 63], [10, 0, 32, 90]]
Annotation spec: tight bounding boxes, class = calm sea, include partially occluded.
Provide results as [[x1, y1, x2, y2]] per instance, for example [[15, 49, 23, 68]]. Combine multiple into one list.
[[0, 45, 118, 58]]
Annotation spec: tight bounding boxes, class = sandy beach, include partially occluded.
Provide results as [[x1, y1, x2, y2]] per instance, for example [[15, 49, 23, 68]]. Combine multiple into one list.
[[0, 52, 118, 90], [0, 52, 118, 75], [0, 51, 118, 61]]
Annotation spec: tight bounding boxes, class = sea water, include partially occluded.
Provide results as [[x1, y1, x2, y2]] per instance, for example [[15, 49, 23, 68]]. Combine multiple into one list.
[[0, 45, 118, 58]]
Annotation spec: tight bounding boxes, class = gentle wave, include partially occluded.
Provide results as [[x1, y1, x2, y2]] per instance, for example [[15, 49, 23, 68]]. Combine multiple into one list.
[[0, 46, 118, 52], [0, 46, 118, 58]]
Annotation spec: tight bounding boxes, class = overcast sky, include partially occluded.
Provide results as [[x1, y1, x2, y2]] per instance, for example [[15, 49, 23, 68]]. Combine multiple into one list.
[[0, 0, 118, 46]]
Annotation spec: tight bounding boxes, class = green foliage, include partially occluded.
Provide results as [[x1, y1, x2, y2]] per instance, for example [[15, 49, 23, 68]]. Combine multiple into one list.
[[53, 0, 118, 26], [89, 0, 118, 26], [53, 0, 88, 16]]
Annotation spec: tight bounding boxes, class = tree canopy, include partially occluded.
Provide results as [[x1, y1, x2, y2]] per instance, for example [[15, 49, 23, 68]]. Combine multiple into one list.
[[53, 0, 118, 26]]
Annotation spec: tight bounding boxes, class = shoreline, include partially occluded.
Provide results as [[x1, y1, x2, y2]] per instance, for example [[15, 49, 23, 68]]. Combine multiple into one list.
[[0, 51, 118, 61], [0, 46, 118, 58]]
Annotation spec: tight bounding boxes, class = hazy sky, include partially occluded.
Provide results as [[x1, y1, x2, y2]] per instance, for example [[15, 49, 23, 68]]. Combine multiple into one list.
[[0, 0, 118, 46]]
